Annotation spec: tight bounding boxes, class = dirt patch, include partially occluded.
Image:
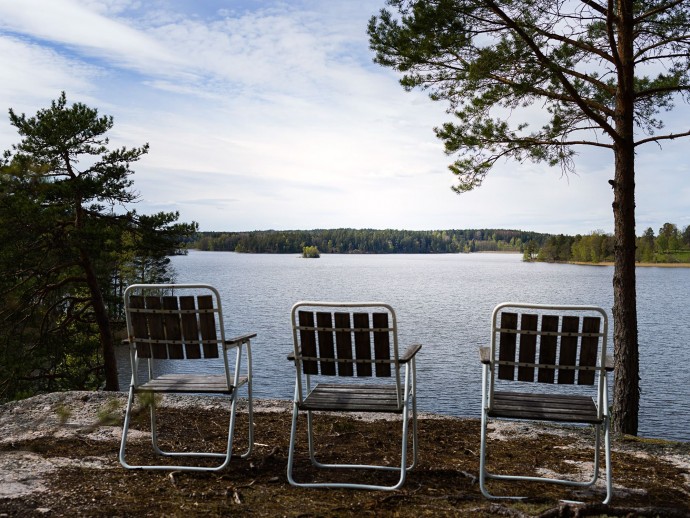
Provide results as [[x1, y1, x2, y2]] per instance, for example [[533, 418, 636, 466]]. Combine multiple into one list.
[[0, 392, 688, 517]]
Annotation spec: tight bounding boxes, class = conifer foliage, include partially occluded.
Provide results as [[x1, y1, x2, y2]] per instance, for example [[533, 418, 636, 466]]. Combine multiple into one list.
[[369, 0, 690, 434], [0, 93, 196, 400]]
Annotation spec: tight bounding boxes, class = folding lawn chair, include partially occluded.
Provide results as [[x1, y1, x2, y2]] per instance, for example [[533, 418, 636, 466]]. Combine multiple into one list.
[[119, 283, 256, 472], [479, 302, 613, 503], [287, 301, 421, 490]]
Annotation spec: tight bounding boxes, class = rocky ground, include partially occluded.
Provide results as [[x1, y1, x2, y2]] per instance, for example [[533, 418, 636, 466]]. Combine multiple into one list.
[[0, 391, 688, 517]]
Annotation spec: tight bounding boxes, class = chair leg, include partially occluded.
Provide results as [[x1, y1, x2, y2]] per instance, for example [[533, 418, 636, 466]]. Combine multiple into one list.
[[120, 390, 244, 472], [287, 400, 415, 490], [150, 398, 163, 456], [286, 400, 301, 487], [118, 386, 136, 469], [239, 387, 254, 459], [603, 417, 613, 505], [408, 392, 418, 471], [480, 415, 612, 503], [478, 408, 520, 500]]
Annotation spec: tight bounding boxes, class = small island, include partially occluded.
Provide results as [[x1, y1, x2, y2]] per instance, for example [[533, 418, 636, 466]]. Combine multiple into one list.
[[302, 245, 320, 258]]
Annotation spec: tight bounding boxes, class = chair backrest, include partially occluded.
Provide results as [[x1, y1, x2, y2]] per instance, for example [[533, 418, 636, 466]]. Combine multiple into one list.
[[291, 302, 400, 379], [490, 303, 608, 386], [124, 284, 225, 361]]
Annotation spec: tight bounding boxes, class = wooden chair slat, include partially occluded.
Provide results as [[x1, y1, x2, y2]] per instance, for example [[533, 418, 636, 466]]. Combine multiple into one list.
[[489, 391, 601, 423], [372, 312, 391, 377], [517, 313, 538, 381], [316, 312, 337, 375], [162, 296, 184, 359], [537, 315, 559, 383], [180, 295, 201, 359], [353, 313, 372, 376], [334, 312, 354, 377], [197, 295, 219, 358], [129, 296, 151, 358], [558, 316, 579, 384], [298, 311, 318, 374], [498, 312, 518, 380], [138, 374, 240, 394], [145, 296, 168, 359], [299, 384, 402, 413], [578, 316, 600, 385]]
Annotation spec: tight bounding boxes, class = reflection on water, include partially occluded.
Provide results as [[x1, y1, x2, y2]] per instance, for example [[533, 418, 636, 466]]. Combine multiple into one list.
[[117, 251, 690, 441]]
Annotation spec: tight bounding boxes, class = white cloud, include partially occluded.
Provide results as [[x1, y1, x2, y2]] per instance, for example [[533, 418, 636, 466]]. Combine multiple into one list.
[[0, 0, 688, 234]]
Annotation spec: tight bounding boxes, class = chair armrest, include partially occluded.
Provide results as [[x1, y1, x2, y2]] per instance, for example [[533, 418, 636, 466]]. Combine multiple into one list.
[[479, 347, 491, 364], [605, 354, 614, 371], [224, 332, 257, 349], [287, 352, 295, 362], [400, 344, 422, 363]]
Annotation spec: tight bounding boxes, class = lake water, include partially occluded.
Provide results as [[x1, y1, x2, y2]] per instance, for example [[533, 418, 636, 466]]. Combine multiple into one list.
[[117, 251, 690, 441]]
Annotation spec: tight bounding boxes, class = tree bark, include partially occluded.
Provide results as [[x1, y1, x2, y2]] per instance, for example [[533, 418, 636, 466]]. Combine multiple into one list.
[[81, 249, 120, 392], [611, 145, 639, 435], [611, 0, 639, 435]]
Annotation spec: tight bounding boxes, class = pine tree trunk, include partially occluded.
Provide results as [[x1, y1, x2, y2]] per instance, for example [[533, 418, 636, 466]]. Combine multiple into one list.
[[611, 0, 639, 435], [81, 250, 120, 392], [611, 144, 639, 436]]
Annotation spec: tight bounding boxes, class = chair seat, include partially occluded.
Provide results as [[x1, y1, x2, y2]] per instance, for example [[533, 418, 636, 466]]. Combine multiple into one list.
[[489, 391, 601, 424], [136, 374, 248, 394], [299, 383, 404, 413]]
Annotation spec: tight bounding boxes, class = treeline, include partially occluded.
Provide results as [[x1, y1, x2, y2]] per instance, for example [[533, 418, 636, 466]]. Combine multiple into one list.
[[193, 228, 551, 254], [527, 223, 690, 263]]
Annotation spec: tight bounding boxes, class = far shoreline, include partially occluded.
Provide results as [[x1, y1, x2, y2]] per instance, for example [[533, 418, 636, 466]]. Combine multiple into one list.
[[569, 261, 690, 268]]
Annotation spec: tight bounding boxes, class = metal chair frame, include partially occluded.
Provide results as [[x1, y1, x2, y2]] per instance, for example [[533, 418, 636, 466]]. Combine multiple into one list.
[[287, 301, 421, 490], [479, 302, 613, 504], [119, 283, 255, 472]]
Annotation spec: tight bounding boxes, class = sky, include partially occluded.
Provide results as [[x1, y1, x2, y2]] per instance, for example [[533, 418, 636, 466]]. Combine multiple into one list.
[[0, 0, 688, 235]]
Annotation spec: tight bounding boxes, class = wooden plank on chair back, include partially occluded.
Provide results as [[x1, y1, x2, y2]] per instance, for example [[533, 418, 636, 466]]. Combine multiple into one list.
[[145, 296, 167, 359], [373, 312, 392, 377], [162, 296, 184, 359], [296, 309, 392, 378], [498, 312, 518, 380], [180, 295, 202, 359], [498, 311, 603, 386], [334, 312, 354, 376], [517, 314, 538, 382], [353, 313, 372, 376], [129, 294, 222, 361], [198, 295, 220, 359], [537, 315, 559, 383], [578, 317, 601, 385], [490, 306, 606, 422], [558, 316, 580, 384], [129, 296, 151, 358], [293, 306, 401, 413], [298, 311, 318, 374]]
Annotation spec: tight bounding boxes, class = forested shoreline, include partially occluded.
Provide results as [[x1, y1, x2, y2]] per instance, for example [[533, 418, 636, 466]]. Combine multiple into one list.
[[526, 223, 690, 264], [192, 228, 549, 254], [191, 224, 690, 265]]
